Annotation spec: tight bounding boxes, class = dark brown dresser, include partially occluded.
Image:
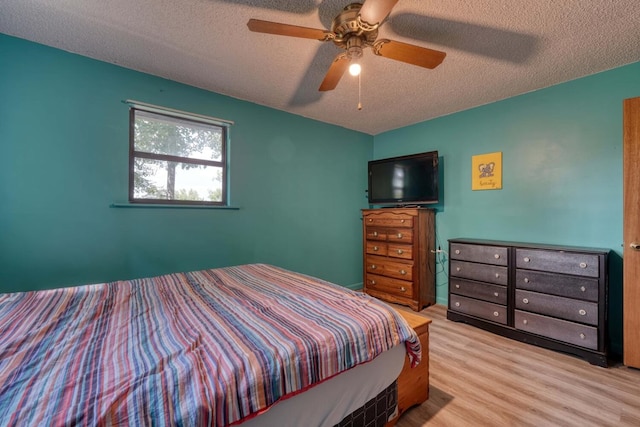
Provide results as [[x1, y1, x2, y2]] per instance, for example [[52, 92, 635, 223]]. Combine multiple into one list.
[[362, 208, 435, 311], [447, 239, 609, 366]]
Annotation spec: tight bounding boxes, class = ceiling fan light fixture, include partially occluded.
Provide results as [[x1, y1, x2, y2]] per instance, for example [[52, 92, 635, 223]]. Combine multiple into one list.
[[349, 62, 361, 76]]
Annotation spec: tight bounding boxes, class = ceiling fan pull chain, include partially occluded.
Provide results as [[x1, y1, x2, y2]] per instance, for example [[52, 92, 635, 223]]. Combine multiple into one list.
[[358, 72, 363, 110]]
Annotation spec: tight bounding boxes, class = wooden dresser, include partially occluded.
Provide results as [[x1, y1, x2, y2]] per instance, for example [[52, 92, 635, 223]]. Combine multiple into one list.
[[362, 208, 435, 311], [448, 239, 609, 366], [388, 309, 431, 426]]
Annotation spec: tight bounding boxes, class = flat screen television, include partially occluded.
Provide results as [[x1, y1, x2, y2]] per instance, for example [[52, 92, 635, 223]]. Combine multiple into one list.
[[368, 151, 439, 205]]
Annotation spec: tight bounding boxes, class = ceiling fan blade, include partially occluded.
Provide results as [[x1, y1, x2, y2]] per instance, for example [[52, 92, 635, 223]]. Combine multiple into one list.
[[358, 0, 399, 27], [319, 54, 350, 91], [373, 39, 446, 69], [247, 19, 333, 41]]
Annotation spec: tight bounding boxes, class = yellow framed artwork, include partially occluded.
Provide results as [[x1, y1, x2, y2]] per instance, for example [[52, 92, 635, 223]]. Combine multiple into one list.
[[472, 152, 502, 190]]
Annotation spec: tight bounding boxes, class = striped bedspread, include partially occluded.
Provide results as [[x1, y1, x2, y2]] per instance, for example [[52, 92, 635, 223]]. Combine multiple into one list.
[[0, 264, 420, 426]]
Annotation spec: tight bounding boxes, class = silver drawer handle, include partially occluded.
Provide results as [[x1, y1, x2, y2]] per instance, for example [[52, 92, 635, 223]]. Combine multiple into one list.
[[455, 302, 460, 307], [399, 269, 407, 275], [580, 286, 586, 292], [523, 319, 528, 325], [579, 262, 587, 269], [494, 292, 499, 297], [524, 277, 530, 283], [455, 284, 460, 289], [493, 311, 499, 317], [373, 246, 379, 251], [522, 298, 529, 304], [373, 231, 378, 237], [579, 333, 586, 339], [400, 287, 406, 292], [370, 265, 376, 270], [456, 267, 461, 272], [494, 254, 500, 259], [370, 280, 376, 285], [523, 257, 530, 263], [455, 249, 460, 255], [495, 273, 500, 278], [579, 309, 586, 316], [397, 249, 403, 255], [397, 233, 403, 239]]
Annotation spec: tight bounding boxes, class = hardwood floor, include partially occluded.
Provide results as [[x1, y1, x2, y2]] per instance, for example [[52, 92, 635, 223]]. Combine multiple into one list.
[[394, 304, 640, 427]]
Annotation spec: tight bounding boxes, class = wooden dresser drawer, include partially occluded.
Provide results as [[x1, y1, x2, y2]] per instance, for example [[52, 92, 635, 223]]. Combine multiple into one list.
[[365, 274, 414, 298], [363, 214, 414, 228], [365, 256, 413, 281], [366, 241, 388, 256], [449, 294, 507, 324], [515, 269, 599, 302], [387, 243, 413, 260], [450, 260, 508, 285], [386, 229, 413, 244], [515, 290, 598, 326], [450, 278, 507, 305], [514, 310, 598, 350], [516, 249, 599, 278], [365, 229, 388, 241], [450, 243, 508, 266]]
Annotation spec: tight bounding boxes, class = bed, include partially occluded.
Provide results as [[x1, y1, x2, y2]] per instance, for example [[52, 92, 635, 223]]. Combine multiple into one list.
[[0, 264, 421, 426]]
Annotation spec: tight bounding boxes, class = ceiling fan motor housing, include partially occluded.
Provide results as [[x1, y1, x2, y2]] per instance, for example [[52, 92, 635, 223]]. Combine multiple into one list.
[[331, 3, 378, 54]]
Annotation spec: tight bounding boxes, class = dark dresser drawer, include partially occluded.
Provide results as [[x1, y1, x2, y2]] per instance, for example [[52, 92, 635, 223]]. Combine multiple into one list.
[[449, 294, 507, 325], [450, 260, 508, 285], [450, 278, 507, 305], [514, 310, 598, 350], [450, 243, 508, 266], [515, 269, 599, 302], [516, 249, 599, 278], [515, 290, 598, 326]]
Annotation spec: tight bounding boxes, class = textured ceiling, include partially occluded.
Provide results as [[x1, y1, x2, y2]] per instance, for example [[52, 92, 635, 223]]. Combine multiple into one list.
[[1, 0, 639, 135]]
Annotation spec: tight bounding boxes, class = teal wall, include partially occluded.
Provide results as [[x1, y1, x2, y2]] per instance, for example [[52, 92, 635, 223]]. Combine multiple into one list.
[[373, 61, 640, 355], [2, 33, 637, 355], [0, 34, 372, 293]]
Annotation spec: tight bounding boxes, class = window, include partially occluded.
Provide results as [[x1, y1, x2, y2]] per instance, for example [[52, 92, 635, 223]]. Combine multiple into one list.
[[128, 103, 230, 206]]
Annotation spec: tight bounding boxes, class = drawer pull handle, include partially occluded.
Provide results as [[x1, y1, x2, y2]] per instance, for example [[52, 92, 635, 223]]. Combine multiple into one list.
[[368, 218, 373, 222], [455, 249, 461, 255], [400, 287, 406, 292], [523, 319, 528, 325], [579, 262, 587, 269], [373, 246, 379, 251], [373, 231, 378, 237], [455, 284, 460, 289], [522, 298, 529, 304], [494, 254, 500, 259], [370, 265, 377, 270], [397, 249, 403, 255], [579, 333, 586, 339], [579, 309, 586, 316], [456, 267, 461, 272], [399, 269, 407, 275], [523, 257, 531, 263], [524, 277, 530, 283], [494, 292, 499, 297], [455, 302, 460, 307], [495, 273, 500, 278], [580, 286, 586, 292], [400, 219, 405, 223], [493, 311, 499, 317], [397, 233, 403, 239], [370, 280, 376, 285]]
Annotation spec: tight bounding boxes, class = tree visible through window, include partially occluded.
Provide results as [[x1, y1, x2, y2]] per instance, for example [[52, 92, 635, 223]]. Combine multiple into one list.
[[129, 107, 227, 205]]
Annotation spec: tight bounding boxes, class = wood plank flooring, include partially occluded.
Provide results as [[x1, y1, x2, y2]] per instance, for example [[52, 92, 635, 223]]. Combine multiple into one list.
[[394, 304, 640, 427]]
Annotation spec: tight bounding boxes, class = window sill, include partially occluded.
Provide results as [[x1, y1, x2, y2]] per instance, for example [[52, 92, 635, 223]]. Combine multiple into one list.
[[110, 203, 240, 210]]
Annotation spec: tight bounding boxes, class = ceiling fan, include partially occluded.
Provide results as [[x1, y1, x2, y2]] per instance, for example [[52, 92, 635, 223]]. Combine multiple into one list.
[[247, 0, 446, 92]]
